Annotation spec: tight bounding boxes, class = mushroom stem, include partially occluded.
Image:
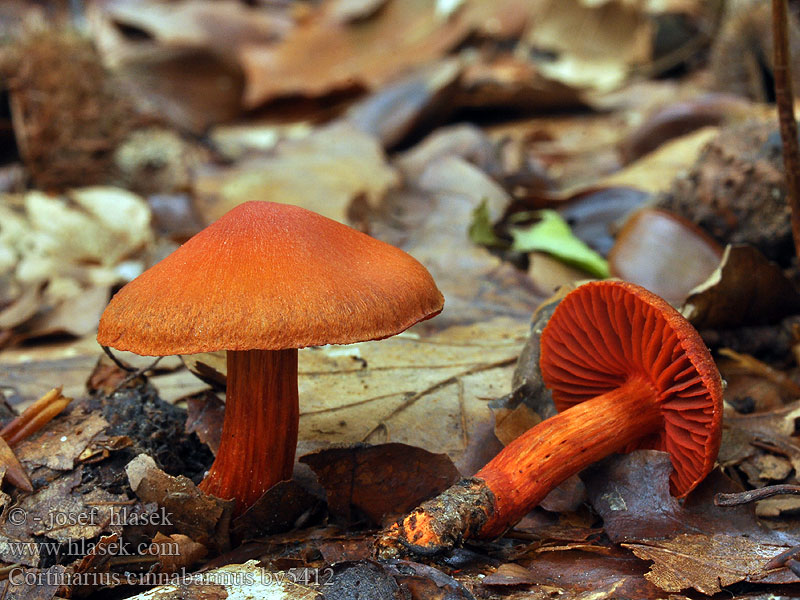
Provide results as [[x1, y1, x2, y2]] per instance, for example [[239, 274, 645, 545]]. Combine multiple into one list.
[[377, 377, 662, 556], [198, 348, 299, 513]]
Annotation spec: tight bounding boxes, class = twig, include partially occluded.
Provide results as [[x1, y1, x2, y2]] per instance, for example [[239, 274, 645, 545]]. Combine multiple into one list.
[[101, 345, 136, 372], [772, 0, 800, 258], [715, 484, 800, 506], [112, 356, 163, 394]]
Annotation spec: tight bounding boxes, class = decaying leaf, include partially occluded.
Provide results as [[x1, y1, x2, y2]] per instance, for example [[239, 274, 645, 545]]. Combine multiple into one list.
[[624, 533, 798, 595], [593, 126, 719, 195], [518, 546, 665, 599], [15, 405, 107, 471], [582, 451, 769, 543], [126, 453, 233, 551], [232, 480, 318, 540], [0, 469, 127, 566], [301, 443, 460, 526], [0, 187, 151, 342], [193, 122, 398, 225], [682, 244, 800, 329], [298, 318, 527, 467], [373, 156, 543, 327], [185, 391, 225, 455], [525, 0, 652, 92], [238, 0, 472, 107]]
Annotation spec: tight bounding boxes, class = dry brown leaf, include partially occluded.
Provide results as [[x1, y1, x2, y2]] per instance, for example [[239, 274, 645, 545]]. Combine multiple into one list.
[[114, 47, 245, 134], [609, 208, 723, 305], [518, 547, 666, 599], [185, 391, 225, 455], [300, 443, 460, 526], [238, 0, 472, 107], [193, 122, 398, 225], [126, 453, 233, 552], [682, 245, 800, 329], [90, 0, 288, 59], [592, 126, 719, 195], [457, 53, 586, 111], [232, 480, 317, 540], [526, 0, 652, 92], [15, 407, 108, 471], [624, 533, 797, 595], [0, 469, 128, 565], [298, 317, 527, 466], [483, 562, 537, 586], [147, 532, 207, 573]]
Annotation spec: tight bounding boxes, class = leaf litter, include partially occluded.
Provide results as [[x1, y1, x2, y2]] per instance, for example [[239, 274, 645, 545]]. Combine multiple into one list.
[[6, 1, 800, 598]]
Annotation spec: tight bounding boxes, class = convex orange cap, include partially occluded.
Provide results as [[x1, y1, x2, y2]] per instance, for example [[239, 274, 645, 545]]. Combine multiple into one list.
[[98, 201, 444, 356]]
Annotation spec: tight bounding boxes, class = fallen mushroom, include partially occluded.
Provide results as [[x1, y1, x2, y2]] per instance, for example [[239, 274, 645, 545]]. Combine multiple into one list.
[[98, 201, 443, 514], [376, 281, 722, 556]]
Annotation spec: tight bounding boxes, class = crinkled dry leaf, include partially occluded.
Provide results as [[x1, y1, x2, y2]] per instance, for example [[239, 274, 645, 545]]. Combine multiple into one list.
[[624, 533, 798, 595], [526, 0, 652, 92], [238, 0, 472, 107], [193, 122, 398, 225], [15, 406, 108, 471], [301, 443, 460, 526], [518, 547, 665, 599], [125, 454, 233, 551], [185, 391, 225, 455], [90, 0, 288, 58], [0, 469, 127, 566], [682, 244, 800, 329]]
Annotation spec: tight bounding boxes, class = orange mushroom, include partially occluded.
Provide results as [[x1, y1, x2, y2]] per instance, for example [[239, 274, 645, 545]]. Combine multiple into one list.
[[377, 281, 722, 556], [98, 201, 443, 513]]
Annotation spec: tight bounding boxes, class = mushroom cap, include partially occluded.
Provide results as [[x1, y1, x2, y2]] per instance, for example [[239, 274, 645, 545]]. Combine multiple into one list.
[[539, 280, 722, 497], [98, 201, 444, 355]]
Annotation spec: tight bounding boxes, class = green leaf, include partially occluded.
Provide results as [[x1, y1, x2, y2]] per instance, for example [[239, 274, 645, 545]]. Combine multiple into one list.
[[468, 199, 505, 247], [510, 210, 609, 278]]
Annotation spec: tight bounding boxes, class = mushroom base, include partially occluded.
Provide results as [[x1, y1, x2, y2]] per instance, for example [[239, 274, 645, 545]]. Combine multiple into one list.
[[198, 348, 299, 514], [376, 377, 662, 557]]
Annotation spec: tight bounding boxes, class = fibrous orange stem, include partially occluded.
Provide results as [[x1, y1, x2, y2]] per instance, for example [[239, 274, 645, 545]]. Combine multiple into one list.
[[198, 349, 299, 514], [378, 377, 662, 555], [476, 377, 661, 537]]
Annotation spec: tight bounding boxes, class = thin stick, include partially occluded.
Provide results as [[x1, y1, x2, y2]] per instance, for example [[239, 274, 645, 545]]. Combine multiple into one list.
[[773, 0, 800, 258], [715, 484, 800, 506]]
